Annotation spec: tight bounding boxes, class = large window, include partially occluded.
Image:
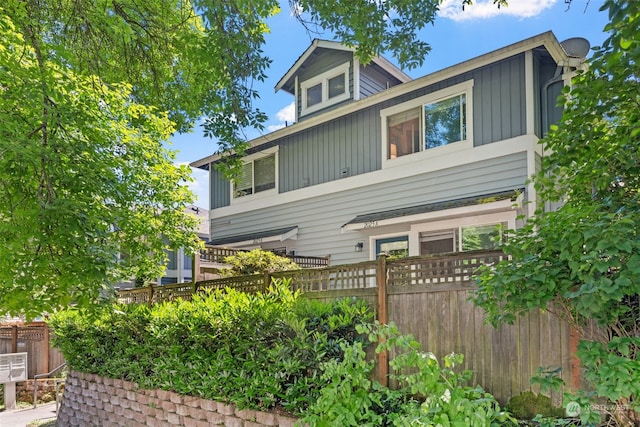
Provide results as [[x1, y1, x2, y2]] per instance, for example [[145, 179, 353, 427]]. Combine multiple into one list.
[[301, 62, 351, 116], [234, 153, 276, 198], [382, 80, 473, 161], [419, 223, 504, 255]]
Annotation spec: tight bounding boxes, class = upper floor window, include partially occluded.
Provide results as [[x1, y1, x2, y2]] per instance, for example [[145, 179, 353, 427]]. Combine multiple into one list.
[[234, 153, 276, 198], [301, 62, 351, 116], [382, 80, 473, 162]]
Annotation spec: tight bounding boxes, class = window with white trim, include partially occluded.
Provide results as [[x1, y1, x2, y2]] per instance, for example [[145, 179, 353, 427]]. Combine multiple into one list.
[[234, 153, 276, 198], [382, 80, 473, 161], [419, 223, 505, 255], [301, 62, 351, 116]]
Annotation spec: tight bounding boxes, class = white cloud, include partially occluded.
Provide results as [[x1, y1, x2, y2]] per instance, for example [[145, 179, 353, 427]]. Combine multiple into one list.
[[267, 102, 296, 132], [276, 102, 296, 123], [438, 0, 557, 21]]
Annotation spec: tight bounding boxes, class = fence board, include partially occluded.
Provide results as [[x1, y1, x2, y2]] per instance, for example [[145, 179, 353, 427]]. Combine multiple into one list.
[[114, 249, 573, 404], [0, 324, 65, 379]]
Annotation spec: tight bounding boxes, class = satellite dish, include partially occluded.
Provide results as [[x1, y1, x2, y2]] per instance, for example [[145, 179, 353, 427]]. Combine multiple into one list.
[[560, 37, 591, 59]]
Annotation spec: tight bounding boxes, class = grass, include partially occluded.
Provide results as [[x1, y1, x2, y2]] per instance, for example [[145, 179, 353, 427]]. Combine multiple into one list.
[[27, 420, 56, 427]]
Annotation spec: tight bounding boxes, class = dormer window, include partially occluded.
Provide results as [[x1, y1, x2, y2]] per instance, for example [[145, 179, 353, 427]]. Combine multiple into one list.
[[301, 62, 351, 116]]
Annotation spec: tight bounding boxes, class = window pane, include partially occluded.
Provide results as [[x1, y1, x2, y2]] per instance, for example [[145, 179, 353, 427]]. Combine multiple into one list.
[[376, 236, 409, 257], [424, 94, 466, 149], [165, 249, 177, 270], [328, 74, 345, 99], [420, 230, 456, 255], [183, 253, 193, 269], [234, 162, 253, 197], [387, 108, 420, 159], [306, 83, 322, 107], [461, 223, 503, 251], [254, 154, 276, 193]]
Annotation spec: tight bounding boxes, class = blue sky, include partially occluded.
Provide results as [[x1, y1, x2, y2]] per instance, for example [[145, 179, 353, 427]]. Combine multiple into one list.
[[170, 0, 610, 208]]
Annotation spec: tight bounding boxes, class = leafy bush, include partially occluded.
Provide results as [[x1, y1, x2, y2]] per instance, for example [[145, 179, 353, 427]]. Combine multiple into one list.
[[302, 322, 515, 426], [218, 248, 300, 277], [50, 278, 371, 414], [506, 391, 564, 420]]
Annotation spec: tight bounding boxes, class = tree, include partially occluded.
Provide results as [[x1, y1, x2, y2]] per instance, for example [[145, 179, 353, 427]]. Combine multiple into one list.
[[0, 0, 502, 317], [218, 249, 300, 277], [473, 0, 639, 424]]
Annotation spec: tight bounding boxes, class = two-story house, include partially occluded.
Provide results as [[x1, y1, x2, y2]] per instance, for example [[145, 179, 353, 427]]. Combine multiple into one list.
[[191, 32, 586, 266]]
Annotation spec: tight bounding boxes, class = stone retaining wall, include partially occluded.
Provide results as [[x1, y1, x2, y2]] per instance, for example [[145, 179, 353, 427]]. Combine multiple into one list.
[[58, 371, 299, 427]]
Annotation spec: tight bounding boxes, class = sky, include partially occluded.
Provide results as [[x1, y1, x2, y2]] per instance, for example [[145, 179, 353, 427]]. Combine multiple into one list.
[[169, 0, 611, 208]]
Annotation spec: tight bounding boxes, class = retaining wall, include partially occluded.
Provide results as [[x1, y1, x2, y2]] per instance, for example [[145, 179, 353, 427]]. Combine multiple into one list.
[[58, 371, 299, 427]]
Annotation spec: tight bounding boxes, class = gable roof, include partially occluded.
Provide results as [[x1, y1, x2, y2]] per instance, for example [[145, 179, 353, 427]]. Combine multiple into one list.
[[274, 39, 411, 95]]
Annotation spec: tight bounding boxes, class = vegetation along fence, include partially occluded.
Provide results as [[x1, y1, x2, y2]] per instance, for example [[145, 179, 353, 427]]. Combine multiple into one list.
[[0, 322, 66, 379], [116, 249, 577, 405]]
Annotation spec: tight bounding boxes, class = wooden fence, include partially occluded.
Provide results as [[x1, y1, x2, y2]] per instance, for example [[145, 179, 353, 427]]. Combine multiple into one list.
[[116, 249, 575, 404], [0, 323, 66, 379]]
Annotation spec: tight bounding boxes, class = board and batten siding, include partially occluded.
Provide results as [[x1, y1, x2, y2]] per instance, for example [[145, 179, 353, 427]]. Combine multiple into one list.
[[212, 54, 529, 207], [359, 63, 402, 98], [210, 152, 528, 265]]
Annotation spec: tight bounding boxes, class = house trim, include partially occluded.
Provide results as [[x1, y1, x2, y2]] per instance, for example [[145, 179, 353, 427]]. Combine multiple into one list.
[[275, 39, 410, 95], [342, 190, 522, 231], [208, 226, 299, 247], [380, 80, 474, 168], [229, 146, 279, 205], [300, 61, 351, 116], [211, 134, 538, 220]]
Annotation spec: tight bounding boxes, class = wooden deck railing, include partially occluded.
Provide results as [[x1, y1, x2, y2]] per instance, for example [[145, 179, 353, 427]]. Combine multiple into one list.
[[117, 250, 504, 305], [198, 246, 329, 268]]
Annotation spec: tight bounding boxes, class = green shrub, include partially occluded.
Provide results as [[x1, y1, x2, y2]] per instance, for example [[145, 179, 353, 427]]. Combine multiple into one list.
[[506, 391, 564, 420], [218, 248, 300, 277], [302, 322, 516, 426], [50, 278, 371, 414]]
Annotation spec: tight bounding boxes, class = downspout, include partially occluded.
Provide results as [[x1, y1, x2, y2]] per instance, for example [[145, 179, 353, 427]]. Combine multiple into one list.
[[540, 66, 564, 138]]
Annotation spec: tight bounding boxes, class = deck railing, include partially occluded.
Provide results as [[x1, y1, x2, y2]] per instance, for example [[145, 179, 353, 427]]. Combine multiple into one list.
[[198, 246, 329, 268], [117, 249, 504, 305]]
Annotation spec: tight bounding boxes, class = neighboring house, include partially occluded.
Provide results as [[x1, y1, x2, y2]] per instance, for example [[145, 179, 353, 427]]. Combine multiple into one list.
[[116, 205, 210, 289], [191, 33, 587, 266], [158, 205, 210, 284]]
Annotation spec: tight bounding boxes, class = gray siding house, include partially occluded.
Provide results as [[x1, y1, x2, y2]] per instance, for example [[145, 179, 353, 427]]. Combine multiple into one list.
[[191, 33, 584, 265]]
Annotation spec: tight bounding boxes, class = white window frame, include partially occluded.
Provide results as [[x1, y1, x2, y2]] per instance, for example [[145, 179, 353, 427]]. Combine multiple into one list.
[[381, 80, 474, 168], [408, 211, 516, 256], [230, 147, 278, 204], [301, 62, 351, 116]]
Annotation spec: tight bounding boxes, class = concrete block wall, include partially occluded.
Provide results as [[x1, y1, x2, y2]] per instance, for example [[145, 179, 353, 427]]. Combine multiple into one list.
[[58, 371, 299, 427]]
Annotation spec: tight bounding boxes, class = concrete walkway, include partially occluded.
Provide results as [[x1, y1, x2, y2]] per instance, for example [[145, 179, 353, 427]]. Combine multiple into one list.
[[0, 402, 57, 427]]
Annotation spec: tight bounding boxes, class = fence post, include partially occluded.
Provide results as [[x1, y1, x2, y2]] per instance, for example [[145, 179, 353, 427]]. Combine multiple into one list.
[[147, 285, 154, 307], [11, 325, 17, 354], [264, 272, 271, 291], [43, 325, 50, 375], [376, 254, 389, 387], [193, 251, 201, 282]]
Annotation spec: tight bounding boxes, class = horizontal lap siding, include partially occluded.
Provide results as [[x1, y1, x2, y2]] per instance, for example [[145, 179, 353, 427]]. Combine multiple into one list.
[[210, 152, 528, 265]]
